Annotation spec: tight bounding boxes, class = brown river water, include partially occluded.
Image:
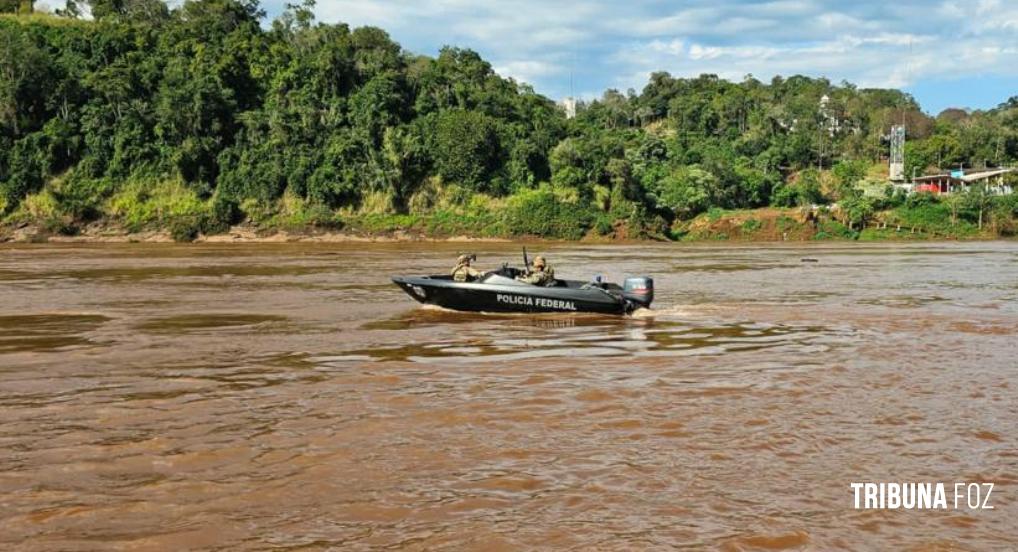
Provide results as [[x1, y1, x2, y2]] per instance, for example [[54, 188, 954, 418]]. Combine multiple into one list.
[[1, 242, 1017, 550]]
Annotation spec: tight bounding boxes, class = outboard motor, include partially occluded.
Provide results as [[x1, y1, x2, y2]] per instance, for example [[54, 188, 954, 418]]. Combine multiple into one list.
[[622, 277, 654, 309]]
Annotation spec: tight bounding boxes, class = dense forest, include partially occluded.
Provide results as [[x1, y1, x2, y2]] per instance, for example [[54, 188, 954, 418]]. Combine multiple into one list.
[[2, 0, 1018, 241]]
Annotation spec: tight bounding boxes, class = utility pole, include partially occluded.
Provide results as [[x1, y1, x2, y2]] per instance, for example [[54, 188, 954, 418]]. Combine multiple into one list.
[[817, 126, 823, 172], [817, 94, 829, 172]]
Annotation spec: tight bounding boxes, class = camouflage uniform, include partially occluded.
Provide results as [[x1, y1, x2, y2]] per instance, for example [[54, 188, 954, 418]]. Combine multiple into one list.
[[452, 254, 482, 282], [518, 256, 555, 285]]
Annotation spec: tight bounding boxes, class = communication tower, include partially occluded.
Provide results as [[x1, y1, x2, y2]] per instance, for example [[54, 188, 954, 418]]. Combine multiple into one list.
[[889, 125, 905, 181], [562, 53, 576, 119]]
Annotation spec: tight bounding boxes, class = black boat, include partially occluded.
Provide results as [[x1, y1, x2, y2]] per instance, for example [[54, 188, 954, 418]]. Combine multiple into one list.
[[392, 256, 653, 315]]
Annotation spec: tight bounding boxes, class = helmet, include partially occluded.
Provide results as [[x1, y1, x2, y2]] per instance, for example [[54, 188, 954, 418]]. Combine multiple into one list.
[[457, 254, 471, 265], [533, 255, 546, 268]]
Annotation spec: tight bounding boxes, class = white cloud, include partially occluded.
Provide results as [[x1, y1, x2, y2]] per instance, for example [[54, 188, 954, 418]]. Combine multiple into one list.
[[494, 60, 562, 84]]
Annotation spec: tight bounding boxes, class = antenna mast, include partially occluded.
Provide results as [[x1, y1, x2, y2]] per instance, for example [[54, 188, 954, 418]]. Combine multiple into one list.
[[562, 50, 577, 119], [890, 38, 912, 182]]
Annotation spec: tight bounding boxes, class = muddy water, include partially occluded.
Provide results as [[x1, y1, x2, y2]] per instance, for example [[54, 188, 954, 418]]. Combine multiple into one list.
[[1, 242, 1016, 550]]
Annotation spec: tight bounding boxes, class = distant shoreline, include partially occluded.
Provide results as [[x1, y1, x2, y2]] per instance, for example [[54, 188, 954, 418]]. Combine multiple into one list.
[[1, 217, 1009, 245], [0, 224, 513, 244]]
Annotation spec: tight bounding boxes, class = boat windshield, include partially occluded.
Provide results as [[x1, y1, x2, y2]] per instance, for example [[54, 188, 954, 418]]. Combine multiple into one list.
[[479, 272, 525, 286]]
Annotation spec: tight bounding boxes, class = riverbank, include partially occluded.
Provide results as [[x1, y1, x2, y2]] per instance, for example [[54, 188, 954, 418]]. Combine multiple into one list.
[[0, 221, 513, 244], [5, 158, 1016, 244], [1, 203, 1010, 244]]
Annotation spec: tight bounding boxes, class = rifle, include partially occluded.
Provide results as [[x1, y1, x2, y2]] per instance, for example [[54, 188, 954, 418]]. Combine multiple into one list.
[[522, 247, 530, 275]]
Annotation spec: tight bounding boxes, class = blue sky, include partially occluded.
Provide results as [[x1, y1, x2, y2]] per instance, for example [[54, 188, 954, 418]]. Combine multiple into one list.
[[254, 0, 1016, 114]]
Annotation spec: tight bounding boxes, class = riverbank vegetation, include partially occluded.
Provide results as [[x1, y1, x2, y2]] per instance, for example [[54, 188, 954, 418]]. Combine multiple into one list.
[[2, 1, 1018, 242]]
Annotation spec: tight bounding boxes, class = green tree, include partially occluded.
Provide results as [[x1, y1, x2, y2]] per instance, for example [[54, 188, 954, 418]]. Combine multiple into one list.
[[90, 0, 168, 21], [652, 166, 714, 219], [838, 193, 874, 230], [962, 184, 994, 230], [943, 192, 964, 224], [430, 109, 501, 193], [0, 0, 35, 13], [832, 159, 867, 196], [378, 125, 428, 212], [0, 25, 49, 137]]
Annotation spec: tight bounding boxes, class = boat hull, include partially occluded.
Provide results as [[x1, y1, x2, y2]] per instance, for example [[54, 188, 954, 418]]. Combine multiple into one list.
[[392, 276, 628, 315]]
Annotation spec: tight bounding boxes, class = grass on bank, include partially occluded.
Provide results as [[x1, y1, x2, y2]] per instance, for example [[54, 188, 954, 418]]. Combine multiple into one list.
[[2, 175, 615, 241], [3, 171, 1018, 242]]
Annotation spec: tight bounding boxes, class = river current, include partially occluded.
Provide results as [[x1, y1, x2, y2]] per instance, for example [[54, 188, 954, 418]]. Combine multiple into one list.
[[1, 241, 1016, 550]]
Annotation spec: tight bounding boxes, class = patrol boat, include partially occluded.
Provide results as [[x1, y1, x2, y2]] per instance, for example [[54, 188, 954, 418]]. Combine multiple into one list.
[[392, 255, 653, 315]]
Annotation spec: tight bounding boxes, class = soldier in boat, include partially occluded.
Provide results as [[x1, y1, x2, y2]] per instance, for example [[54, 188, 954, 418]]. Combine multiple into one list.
[[451, 254, 482, 282], [517, 255, 555, 286]]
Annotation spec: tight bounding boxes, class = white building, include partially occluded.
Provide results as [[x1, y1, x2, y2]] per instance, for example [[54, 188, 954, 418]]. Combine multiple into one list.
[[560, 97, 577, 119]]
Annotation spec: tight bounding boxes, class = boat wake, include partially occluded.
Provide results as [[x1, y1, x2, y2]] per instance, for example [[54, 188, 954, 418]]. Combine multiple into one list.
[[630, 305, 698, 319], [418, 304, 460, 313], [421, 303, 699, 321]]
